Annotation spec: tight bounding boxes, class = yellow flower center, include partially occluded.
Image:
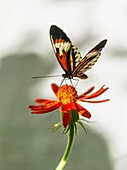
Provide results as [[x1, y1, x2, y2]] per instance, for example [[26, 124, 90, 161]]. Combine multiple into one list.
[[57, 84, 78, 104]]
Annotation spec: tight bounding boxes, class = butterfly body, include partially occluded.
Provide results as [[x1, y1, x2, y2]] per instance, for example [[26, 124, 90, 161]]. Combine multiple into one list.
[[50, 25, 107, 80]]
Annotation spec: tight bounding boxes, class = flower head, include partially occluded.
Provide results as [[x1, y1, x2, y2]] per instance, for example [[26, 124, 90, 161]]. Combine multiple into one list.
[[29, 84, 109, 128]]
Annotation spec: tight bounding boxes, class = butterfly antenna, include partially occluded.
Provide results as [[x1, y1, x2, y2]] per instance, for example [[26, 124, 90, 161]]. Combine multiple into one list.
[[32, 75, 62, 79]]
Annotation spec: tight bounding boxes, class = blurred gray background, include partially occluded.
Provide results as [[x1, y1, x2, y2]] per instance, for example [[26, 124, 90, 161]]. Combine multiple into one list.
[[0, 0, 127, 169]]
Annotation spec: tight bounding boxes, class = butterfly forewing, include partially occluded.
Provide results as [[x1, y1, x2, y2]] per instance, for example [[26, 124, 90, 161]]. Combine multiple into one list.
[[50, 25, 82, 75], [72, 39, 107, 79]]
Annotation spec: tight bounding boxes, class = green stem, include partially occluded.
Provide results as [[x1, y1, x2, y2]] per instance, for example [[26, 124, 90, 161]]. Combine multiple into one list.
[[56, 123, 75, 170]]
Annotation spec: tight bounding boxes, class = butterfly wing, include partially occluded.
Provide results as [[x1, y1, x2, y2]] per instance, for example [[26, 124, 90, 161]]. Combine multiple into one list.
[[72, 39, 107, 79], [50, 25, 82, 75]]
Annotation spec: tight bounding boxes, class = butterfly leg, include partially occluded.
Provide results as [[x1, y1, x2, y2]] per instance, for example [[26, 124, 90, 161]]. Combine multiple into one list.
[[60, 78, 65, 86], [71, 78, 79, 88], [69, 79, 73, 86]]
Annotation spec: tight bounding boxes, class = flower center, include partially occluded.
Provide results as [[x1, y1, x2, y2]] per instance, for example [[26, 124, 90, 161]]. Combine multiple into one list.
[[57, 84, 78, 104]]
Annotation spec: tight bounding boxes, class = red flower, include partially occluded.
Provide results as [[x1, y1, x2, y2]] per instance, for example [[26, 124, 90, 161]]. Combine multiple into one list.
[[29, 84, 109, 128]]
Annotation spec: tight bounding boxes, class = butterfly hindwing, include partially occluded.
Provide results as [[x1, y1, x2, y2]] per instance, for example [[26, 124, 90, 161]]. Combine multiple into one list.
[[50, 25, 82, 75], [72, 39, 107, 79]]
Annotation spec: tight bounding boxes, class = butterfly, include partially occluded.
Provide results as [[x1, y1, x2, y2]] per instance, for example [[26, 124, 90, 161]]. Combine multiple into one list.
[[50, 25, 107, 80]]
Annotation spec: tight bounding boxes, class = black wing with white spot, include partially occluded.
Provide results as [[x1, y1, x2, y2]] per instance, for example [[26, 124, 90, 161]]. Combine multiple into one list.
[[50, 25, 82, 74]]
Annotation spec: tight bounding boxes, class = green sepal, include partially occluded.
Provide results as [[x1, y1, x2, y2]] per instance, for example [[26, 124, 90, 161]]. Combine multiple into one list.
[[70, 110, 79, 122]]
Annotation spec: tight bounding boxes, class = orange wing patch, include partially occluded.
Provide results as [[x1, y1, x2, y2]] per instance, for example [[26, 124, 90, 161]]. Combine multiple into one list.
[[51, 37, 72, 72], [56, 51, 69, 71]]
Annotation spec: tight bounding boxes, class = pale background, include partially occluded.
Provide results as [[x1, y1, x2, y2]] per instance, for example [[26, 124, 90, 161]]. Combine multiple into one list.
[[0, 0, 127, 170]]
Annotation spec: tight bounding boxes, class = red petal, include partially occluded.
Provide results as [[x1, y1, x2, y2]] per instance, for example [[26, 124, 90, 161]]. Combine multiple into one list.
[[61, 103, 77, 112], [74, 103, 91, 118], [83, 86, 109, 99], [29, 101, 61, 114], [81, 99, 110, 103], [62, 112, 71, 128], [77, 86, 95, 100], [35, 99, 55, 104], [51, 84, 59, 96]]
